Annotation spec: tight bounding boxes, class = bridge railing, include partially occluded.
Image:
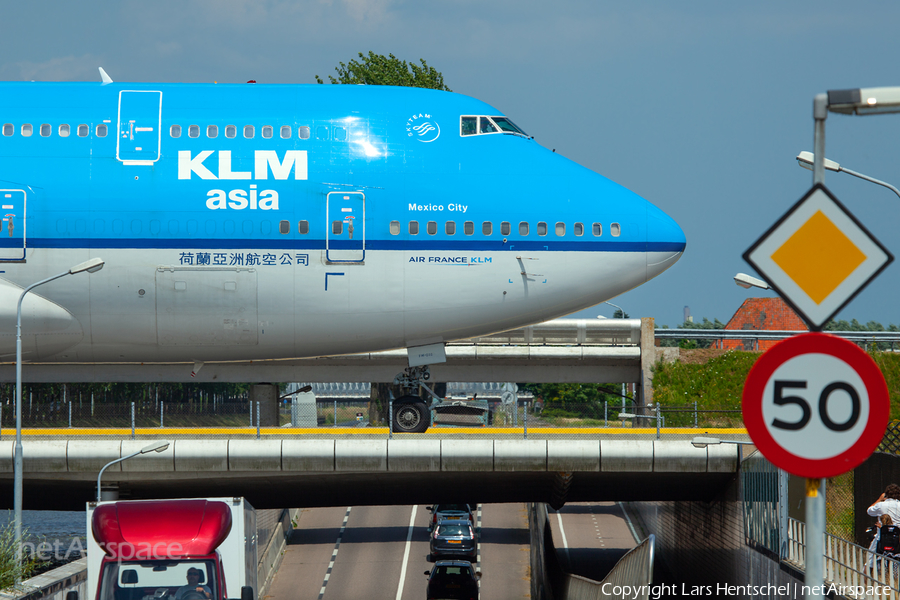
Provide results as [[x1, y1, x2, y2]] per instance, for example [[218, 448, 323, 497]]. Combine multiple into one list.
[[562, 534, 655, 600], [0, 400, 748, 441], [786, 516, 900, 599]]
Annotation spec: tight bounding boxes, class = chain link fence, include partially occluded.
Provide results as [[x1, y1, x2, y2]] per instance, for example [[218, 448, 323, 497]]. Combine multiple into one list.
[[0, 398, 750, 441]]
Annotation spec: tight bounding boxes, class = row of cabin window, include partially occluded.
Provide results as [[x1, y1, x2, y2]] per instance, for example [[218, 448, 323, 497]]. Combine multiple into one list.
[[1, 123, 330, 141], [390, 220, 620, 237], [275, 220, 621, 237], [170, 124, 319, 140], [2, 123, 109, 138]]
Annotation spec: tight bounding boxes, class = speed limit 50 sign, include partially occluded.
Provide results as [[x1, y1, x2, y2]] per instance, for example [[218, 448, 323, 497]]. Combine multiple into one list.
[[742, 332, 889, 478]]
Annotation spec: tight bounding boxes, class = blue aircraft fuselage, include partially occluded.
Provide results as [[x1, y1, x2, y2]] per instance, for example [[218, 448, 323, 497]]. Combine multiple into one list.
[[0, 81, 685, 364]]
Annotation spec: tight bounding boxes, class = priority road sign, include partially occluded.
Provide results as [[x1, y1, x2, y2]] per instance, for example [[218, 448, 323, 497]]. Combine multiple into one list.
[[742, 332, 889, 478], [743, 184, 893, 330]]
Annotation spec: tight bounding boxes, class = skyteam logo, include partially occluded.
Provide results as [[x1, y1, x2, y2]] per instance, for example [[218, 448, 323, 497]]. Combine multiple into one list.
[[406, 113, 440, 143]]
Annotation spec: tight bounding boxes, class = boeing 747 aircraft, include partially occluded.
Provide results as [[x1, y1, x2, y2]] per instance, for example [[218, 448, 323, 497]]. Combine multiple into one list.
[[0, 75, 685, 431]]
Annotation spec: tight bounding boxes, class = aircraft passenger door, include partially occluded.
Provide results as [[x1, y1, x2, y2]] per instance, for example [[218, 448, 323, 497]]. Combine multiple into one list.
[[0, 190, 26, 261], [326, 192, 365, 263], [117, 90, 162, 165]]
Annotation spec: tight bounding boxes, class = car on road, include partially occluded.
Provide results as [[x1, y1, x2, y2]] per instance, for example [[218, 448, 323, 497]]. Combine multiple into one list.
[[430, 518, 477, 562], [427, 504, 475, 531], [424, 560, 480, 600]]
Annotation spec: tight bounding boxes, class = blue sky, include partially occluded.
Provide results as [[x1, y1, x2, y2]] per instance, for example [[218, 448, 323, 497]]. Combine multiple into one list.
[[3, 1, 899, 327]]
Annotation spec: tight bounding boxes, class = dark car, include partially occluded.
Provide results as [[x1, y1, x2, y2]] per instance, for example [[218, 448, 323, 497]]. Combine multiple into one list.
[[424, 560, 480, 600], [427, 504, 475, 531], [430, 518, 477, 562]]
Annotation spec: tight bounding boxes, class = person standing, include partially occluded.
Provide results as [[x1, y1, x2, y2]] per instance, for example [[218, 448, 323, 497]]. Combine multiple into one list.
[[867, 484, 900, 574]]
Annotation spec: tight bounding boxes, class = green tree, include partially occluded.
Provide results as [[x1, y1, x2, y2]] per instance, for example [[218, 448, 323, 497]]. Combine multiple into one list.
[[316, 52, 451, 91], [519, 383, 620, 420], [657, 317, 725, 349]]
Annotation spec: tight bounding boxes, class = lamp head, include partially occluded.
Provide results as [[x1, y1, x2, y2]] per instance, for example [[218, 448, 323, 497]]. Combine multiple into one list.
[[140, 441, 170, 454], [796, 151, 840, 172], [828, 87, 900, 115], [734, 273, 769, 290], [691, 436, 722, 448], [69, 257, 105, 274]]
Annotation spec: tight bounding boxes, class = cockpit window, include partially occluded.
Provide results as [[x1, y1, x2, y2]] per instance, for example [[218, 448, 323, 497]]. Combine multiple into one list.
[[479, 117, 498, 134], [461, 116, 476, 136], [491, 117, 526, 135], [460, 115, 528, 137]]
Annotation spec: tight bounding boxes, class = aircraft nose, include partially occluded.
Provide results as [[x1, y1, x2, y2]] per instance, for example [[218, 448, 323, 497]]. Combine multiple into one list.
[[646, 204, 686, 281]]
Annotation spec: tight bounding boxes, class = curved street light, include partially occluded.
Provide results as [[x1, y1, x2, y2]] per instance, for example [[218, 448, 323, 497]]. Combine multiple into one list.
[[797, 151, 900, 201], [14, 257, 104, 580], [97, 441, 171, 502]]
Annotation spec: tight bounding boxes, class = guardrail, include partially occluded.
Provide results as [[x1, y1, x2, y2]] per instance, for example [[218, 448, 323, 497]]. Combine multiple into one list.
[[786, 517, 900, 599], [656, 329, 900, 343], [562, 534, 655, 600]]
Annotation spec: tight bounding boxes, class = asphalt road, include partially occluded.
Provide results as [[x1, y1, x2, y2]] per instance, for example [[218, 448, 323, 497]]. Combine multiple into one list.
[[266, 503, 530, 600], [547, 501, 638, 581]]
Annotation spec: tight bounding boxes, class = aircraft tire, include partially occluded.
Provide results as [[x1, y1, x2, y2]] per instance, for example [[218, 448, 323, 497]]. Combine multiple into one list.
[[392, 397, 429, 433]]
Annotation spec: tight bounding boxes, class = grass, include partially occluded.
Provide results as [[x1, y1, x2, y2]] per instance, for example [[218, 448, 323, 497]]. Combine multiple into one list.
[[654, 349, 900, 423], [0, 523, 36, 590], [652, 350, 760, 412]]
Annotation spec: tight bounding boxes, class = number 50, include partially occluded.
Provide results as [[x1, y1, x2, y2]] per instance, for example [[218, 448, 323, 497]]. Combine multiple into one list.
[[771, 380, 860, 432]]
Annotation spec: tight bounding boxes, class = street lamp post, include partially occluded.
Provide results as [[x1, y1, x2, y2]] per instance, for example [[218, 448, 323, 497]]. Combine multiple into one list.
[[96, 441, 170, 502], [602, 300, 626, 318], [795, 87, 900, 599], [14, 257, 104, 579], [599, 302, 628, 407]]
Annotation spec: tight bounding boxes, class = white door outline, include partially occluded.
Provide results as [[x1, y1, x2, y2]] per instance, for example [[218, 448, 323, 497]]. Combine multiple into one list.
[[0, 189, 26, 261], [117, 90, 162, 165], [326, 192, 365, 263]]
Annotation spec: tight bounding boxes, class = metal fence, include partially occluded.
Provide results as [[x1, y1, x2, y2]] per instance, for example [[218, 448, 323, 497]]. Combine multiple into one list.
[[741, 451, 784, 557], [0, 400, 751, 441], [566, 534, 654, 600], [786, 516, 900, 599]]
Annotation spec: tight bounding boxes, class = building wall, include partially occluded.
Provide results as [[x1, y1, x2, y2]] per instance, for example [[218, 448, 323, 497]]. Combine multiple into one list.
[[721, 298, 807, 351], [624, 469, 804, 599]]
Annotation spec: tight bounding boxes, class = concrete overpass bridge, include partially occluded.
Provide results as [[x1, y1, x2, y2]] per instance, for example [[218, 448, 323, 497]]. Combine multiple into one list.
[[0, 317, 654, 385], [0, 435, 743, 510]]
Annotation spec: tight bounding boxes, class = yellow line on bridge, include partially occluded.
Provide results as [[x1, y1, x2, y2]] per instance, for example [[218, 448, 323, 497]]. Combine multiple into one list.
[[0, 427, 749, 437]]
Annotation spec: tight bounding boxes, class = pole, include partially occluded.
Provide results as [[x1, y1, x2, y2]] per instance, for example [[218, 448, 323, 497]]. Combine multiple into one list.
[[693, 401, 697, 428], [388, 397, 393, 439], [160, 401, 164, 428], [14, 269, 74, 580], [804, 95, 828, 597], [256, 401, 260, 439], [813, 93, 827, 187], [334, 399, 337, 427], [69, 402, 72, 428], [523, 401, 527, 439], [805, 478, 825, 599], [655, 404, 660, 440], [131, 402, 135, 439]]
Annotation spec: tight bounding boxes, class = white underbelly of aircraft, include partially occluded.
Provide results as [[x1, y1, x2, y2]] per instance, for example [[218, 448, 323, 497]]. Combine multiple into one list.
[[0, 277, 85, 361], [9, 248, 651, 363]]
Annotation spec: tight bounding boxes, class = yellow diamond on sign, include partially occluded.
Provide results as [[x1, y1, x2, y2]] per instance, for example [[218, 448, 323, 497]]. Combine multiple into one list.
[[770, 210, 867, 305]]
